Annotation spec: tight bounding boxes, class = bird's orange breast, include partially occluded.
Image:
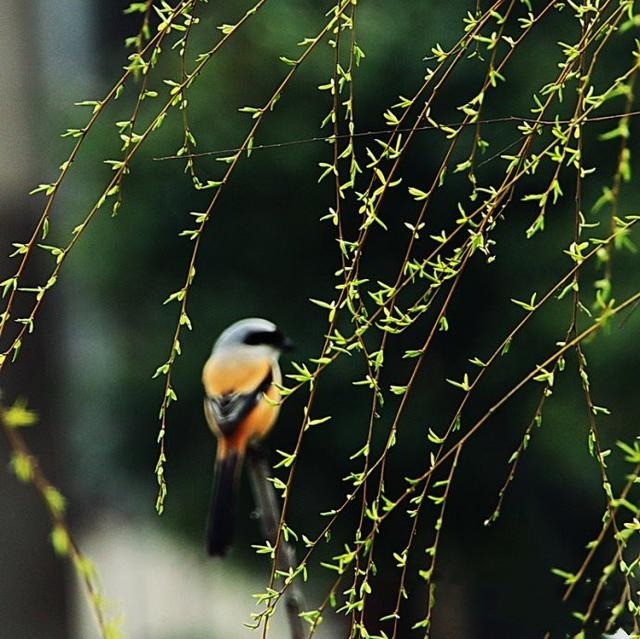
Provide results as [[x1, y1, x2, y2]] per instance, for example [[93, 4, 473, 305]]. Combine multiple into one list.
[[202, 354, 272, 396], [202, 352, 282, 456]]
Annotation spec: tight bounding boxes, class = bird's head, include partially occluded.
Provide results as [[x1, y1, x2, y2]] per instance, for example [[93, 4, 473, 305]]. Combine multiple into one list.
[[213, 318, 294, 360]]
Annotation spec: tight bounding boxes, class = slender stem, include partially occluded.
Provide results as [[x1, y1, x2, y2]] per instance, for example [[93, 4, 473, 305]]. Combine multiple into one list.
[[0, 398, 110, 638]]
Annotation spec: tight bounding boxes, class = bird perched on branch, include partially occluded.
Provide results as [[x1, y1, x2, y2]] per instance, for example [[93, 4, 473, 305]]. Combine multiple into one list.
[[202, 318, 293, 557]]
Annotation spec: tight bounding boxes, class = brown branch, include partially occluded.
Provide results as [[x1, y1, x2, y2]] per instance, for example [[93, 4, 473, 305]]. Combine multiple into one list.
[[0, 396, 112, 638], [247, 444, 306, 639]]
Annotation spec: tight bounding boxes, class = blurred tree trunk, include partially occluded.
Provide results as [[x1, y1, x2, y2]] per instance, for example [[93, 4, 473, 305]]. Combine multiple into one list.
[[0, 2, 68, 637]]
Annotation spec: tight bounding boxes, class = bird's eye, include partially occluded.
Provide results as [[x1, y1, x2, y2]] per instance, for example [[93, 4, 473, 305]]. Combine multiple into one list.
[[243, 329, 283, 346]]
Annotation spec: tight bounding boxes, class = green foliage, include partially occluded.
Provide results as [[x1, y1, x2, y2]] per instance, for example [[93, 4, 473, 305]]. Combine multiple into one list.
[[2, 397, 38, 428], [0, 395, 120, 638], [1, 0, 640, 638]]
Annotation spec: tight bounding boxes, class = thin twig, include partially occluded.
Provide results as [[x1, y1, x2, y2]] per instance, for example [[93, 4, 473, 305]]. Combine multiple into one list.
[[0, 396, 113, 638], [152, 108, 640, 161]]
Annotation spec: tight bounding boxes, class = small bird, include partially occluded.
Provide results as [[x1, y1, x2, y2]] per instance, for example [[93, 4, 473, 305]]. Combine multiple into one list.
[[202, 318, 293, 556]]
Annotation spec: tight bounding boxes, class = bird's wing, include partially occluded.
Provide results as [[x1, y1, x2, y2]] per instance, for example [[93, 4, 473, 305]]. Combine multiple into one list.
[[204, 369, 273, 436]]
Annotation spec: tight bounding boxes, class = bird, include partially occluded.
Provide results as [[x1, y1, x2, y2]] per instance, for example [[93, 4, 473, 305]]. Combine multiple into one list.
[[202, 318, 293, 556]]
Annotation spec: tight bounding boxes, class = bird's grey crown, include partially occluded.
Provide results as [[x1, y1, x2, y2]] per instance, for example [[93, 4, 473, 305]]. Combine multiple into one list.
[[213, 317, 277, 351]]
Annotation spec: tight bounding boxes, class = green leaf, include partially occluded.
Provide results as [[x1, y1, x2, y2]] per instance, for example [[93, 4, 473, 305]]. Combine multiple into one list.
[[2, 398, 37, 428]]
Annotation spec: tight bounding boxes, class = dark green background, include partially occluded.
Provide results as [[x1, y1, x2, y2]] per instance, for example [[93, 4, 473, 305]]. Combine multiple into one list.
[[3, 1, 639, 638]]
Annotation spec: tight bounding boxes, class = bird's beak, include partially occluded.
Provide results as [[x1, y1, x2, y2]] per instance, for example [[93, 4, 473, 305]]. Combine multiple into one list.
[[281, 336, 295, 352]]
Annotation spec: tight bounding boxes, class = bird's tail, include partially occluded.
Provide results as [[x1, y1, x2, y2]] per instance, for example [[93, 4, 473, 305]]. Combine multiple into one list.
[[207, 450, 242, 556]]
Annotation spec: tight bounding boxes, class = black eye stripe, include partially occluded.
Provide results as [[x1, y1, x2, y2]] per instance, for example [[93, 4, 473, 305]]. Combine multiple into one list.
[[243, 329, 284, 346]]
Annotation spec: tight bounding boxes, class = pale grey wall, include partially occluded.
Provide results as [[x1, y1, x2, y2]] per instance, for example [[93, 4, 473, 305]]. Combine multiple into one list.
[[0, 2, 94, 636]]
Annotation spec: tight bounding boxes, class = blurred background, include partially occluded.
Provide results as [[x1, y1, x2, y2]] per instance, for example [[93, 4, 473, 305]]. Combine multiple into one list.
[[1, 1, 639, 638]]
